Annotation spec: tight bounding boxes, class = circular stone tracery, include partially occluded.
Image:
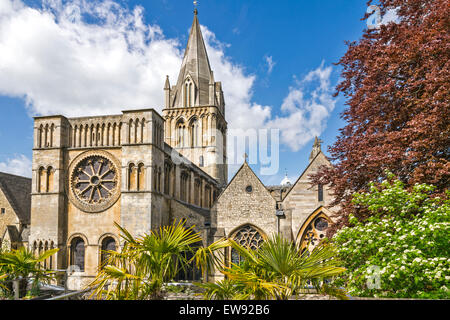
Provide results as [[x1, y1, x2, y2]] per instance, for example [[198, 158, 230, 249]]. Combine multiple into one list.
[[68, 151, 121, 213]]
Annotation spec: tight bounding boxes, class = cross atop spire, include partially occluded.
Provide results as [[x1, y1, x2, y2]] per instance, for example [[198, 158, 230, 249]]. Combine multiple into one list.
[[193, 0, 198, 15], [309, 136, 323, 162]]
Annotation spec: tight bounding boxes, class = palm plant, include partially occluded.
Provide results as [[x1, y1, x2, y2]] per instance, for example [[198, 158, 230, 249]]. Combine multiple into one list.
[[89, 220, 203, 300], [195, 279, 242, 300], [0, 247, 59, 298], [194, 235, 347, 300]]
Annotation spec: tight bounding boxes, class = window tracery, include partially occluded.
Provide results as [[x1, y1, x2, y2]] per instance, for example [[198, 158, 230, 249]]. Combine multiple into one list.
[[230, 225, 265, 265]]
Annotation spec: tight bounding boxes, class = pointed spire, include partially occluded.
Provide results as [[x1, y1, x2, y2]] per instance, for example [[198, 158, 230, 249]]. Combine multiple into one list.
[[172, 10, 214, 107]]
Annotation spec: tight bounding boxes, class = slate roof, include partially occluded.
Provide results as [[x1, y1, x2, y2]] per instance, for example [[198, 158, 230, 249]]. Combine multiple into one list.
[[0, 172, 32, 224]]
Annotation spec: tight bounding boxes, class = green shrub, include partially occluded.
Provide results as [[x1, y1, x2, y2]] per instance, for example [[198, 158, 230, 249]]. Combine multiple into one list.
[[333, 174, 450, 299]]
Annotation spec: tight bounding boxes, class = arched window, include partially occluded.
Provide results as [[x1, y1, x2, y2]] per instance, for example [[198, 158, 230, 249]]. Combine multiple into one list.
[[194, 179, 201, 206], [46, 167, 54, 192], [230, 225, 265, 265], [318, 184, 324, 202], [49, 124, 54, 147], [298, 210, 331, 255], [180, 171, 189, 202], [164, 162, 171, 195], [137, 163, 145, 191], [141, 118, 145, 144], [174, 242, 202, 282], [183, 79, 194, 107], [190, 119, 200, 147], [100, 237, 116, 268], [176, 120, 187, 147], [43, 241, 48, 269], [205, 185, 212, 208], [38, 167, 45, 193], [128, 163, 137, 191], [158, 167, 162, 192], [70, 237, 85, 272], [38, 124, 43, 148]]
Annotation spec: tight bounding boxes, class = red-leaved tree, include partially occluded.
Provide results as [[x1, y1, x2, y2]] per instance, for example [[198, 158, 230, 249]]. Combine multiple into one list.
[[312, 0, 450, 231]]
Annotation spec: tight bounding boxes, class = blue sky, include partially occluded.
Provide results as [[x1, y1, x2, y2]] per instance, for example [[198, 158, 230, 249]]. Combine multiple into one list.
[[0, 0, 369, 184]]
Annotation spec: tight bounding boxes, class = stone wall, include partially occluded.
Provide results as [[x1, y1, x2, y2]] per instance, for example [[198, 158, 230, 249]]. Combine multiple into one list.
[[212, 162, 277, 239], [281, 152, 339, 243]]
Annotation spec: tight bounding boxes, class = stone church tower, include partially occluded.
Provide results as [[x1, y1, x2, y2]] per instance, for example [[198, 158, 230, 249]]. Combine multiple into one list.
[[162, 10, 227, 187]]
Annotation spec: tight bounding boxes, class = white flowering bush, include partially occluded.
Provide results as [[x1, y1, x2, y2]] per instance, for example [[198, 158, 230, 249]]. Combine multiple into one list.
[[333, 174, 449, 299]]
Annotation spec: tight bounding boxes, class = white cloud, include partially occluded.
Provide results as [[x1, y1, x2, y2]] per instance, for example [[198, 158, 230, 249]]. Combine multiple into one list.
[[266, 62, 336, 152], [0, 154, 32, 178], [264, 55, 276, 74], [0, 0, 336, 162], [0, 0, 182, 116]]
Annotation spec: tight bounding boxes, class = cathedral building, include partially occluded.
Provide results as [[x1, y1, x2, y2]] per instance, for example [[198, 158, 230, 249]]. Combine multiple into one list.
[[1, 11, 338, 288]]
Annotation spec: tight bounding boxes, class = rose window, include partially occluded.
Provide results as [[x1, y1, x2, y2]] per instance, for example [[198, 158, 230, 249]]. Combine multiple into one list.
[[68, 151, 120, 213]]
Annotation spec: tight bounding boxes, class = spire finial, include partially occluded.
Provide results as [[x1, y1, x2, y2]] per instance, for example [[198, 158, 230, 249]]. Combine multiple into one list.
[[193, 1, 198, 15], [244, 153, 248, 163]]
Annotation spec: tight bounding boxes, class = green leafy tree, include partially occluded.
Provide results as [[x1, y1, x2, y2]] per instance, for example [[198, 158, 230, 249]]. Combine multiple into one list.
[[312, 0, 450, 232], [333, 174, 450, 298]]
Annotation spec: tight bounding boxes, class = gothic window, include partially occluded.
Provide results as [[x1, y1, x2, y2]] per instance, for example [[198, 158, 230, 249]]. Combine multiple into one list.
[[180, 171, 189, 202], [199, 155, 204, 167], [190, 119, 200, 147], [174, 242, 203, 282], [100, 237, 116, 268], [158, 167, 162, 192], [43, 241, 48, 268], [176, 120, 187, 147], [205, 185, 211, 208], [194, 179, 201, 206], [49, 241, 54, 270], [70, 237, 85, 272], [230, 225, 265, 266], [164, 162, 171, 195], [318, 184, 324, 202], [298, 212, 331, 255], [153, 166, 158, 191], [183, 79, 194, 107]]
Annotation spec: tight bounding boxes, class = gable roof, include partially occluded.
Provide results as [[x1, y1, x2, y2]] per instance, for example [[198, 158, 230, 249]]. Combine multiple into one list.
[[216, 160, 276, 202], [0, 172, 32, 224], [282, 151, 331, 201]]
